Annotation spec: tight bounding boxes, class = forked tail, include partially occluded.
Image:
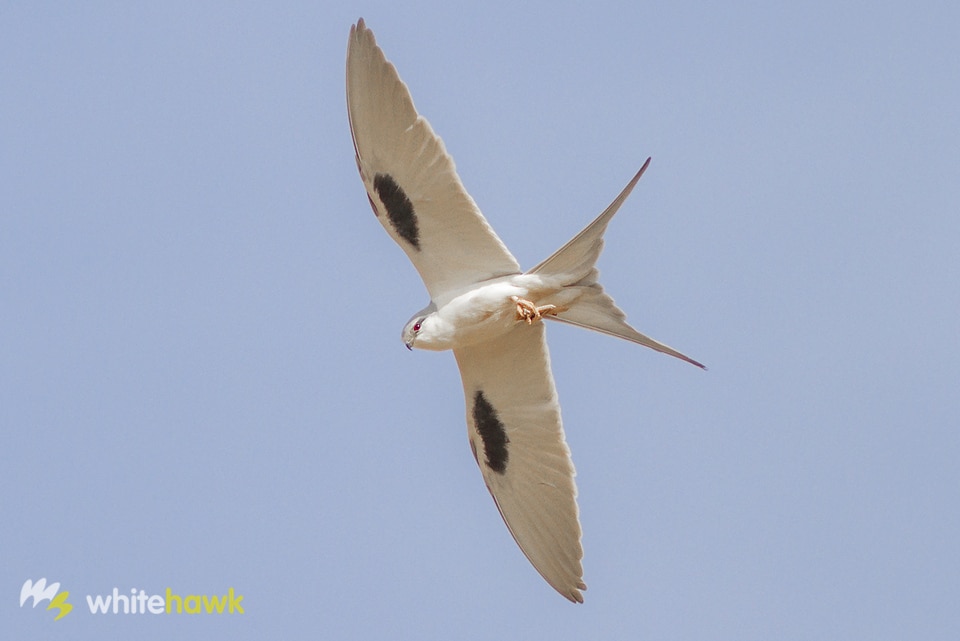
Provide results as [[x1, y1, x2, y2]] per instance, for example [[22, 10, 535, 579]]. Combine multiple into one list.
[[529, 158, 705, 369]]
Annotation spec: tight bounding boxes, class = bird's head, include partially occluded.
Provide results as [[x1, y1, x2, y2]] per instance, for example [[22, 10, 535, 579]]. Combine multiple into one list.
[[401, 302, 437, 350]]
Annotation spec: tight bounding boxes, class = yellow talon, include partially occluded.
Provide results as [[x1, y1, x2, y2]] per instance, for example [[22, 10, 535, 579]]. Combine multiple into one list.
[[512, 296, 559, 324]]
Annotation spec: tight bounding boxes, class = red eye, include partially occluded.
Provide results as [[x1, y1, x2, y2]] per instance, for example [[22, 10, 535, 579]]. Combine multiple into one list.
[[413, 321, 422, 332]]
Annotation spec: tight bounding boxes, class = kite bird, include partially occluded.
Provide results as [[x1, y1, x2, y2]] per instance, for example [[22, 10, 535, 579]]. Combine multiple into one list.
[[346, 18, 704, 603]]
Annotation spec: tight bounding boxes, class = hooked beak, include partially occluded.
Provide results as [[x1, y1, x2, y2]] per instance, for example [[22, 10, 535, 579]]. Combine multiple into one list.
[[404, 341, 413, 351]]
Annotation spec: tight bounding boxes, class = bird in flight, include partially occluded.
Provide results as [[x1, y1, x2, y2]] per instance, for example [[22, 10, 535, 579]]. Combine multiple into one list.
[[346, 18, 703, 603]]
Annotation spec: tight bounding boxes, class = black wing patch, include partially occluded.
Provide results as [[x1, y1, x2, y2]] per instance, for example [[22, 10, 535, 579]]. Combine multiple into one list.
[[373, 173, 420, 250], [473, 390, 509, 474]]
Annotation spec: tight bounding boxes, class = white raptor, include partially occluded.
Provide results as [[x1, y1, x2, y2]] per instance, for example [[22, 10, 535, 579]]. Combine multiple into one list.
[[346, 18, 704, 603]]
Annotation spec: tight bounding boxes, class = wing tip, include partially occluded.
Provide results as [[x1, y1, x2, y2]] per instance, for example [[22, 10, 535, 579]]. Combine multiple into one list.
[[348, 18, 375, 57], [562, 582, 586, 604]]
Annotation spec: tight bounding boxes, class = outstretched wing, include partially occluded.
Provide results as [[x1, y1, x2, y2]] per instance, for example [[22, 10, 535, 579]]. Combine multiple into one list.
[[346, 19, 520, 301], [453, 324, 585, 603]]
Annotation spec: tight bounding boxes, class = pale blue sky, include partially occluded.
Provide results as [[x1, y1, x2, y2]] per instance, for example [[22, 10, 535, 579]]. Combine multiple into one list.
[[3, 1, 959, 639]]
